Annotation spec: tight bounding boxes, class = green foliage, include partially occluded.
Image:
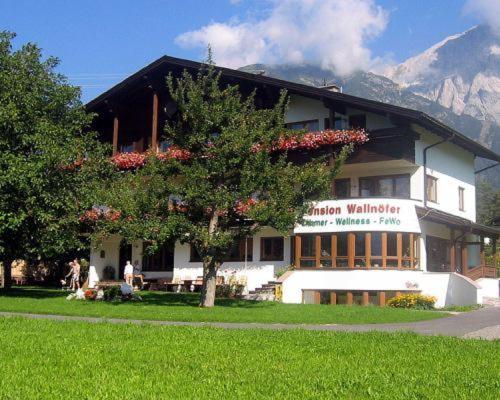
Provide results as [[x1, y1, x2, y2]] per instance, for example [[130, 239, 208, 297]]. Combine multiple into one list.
[[387, 293, 436, 310], [1, 318, 499, 399], [89, 57, 350, 306], [476, 181, 500, 226], [0, 287, 446, 324], [0, 32, 111, 281], [103, 285, 122, 301]]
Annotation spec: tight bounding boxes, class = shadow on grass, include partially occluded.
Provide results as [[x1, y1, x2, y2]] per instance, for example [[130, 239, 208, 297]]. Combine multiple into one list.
[[0, 286, 275, 309]]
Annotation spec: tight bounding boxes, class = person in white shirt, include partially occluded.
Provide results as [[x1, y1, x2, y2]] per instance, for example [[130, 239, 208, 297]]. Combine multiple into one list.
[[124, 261, 134, 286]]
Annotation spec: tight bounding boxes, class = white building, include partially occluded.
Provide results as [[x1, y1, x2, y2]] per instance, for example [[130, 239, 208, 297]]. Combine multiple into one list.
[[86, 56, 499, 307]]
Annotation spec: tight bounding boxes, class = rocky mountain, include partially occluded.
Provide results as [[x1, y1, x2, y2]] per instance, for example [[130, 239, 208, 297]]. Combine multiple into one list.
[[385, 25, 500, 126]]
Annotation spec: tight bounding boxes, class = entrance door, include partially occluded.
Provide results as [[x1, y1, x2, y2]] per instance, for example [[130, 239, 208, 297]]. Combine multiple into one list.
[[118, 242, 132, 279]]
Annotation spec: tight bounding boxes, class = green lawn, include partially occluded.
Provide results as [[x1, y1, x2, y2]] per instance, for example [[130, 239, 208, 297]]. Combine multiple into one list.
[[0, 317, 498, 399], [0, 287, 447, 324]]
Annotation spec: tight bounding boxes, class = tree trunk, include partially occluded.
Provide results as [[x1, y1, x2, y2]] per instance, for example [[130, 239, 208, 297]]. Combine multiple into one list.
[[1, 258, 13, 289], [199, 210, 219, 307], [199, 260, 217, 307]]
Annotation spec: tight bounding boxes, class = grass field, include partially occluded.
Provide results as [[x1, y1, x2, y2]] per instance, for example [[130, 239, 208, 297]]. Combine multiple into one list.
[[0, 317, 498, 399], [0, 287, 447, 324]]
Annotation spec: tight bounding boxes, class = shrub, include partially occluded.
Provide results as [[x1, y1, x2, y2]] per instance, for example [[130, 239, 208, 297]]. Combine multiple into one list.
[[276, 265, 295, 278], [388, 293, 436, 310], [103, 285, 122, 301], [215, 284, 245, 298], [102, 266, 115, 280]]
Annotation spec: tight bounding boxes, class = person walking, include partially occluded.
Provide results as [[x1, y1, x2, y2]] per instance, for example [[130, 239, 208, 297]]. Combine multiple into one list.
[[65, 261, 80, 291]]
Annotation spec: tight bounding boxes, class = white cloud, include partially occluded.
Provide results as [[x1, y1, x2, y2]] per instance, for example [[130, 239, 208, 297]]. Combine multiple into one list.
[[463, 0, 500, 35], [491, 45, 500, 56], [175, 0, 389, 76]]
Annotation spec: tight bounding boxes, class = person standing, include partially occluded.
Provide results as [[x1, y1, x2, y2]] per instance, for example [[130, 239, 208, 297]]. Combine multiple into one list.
[[124, 260, 134, 286], [133, 260, 144, 289]]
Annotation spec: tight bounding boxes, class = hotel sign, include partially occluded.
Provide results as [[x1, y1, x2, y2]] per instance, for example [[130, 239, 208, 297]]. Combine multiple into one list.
[[294, 199, 421, 234]]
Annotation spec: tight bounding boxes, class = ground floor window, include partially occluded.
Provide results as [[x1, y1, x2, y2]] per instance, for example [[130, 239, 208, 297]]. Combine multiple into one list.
[[294, 232, 419, 269], [426, 236, 450, 272], [303, 290, 415, 306], [260, 237, 284, 261], [142, 242, 174, 271], [190, 238, 253, 262]]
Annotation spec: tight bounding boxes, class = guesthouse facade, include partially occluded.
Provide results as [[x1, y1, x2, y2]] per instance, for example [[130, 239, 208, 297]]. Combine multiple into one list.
[[87, 56, 499, 307]]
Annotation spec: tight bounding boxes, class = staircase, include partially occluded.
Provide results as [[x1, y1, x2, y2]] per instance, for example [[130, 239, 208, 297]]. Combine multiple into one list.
[[244, 281, 279, 301]]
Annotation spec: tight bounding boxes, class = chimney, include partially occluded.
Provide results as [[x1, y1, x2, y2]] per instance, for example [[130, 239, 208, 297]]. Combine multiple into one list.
[[321, 84, 340, 93]]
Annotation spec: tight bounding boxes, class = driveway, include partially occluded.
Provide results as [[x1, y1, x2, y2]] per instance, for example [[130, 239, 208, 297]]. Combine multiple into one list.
[[1, 306, 499, 339]]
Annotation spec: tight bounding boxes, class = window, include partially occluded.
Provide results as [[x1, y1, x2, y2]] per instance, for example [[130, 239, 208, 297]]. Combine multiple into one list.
[[190, 238, 253, 262], [333, 178, 351, 198], [426, 175, 438, 203], [260, 237, 284, 261], [348, 114, 366, 130], [426, 236, 449, 272], [159, 140, 170, 152], [119, 143, 135, 153], [334, 116, 348, 130], [142, 242, 174, 271], [286, 119, 319, 132], [226, 238, 253, 261], [458, 187, 465, 211], [359, 175, 410, 198], [302, 290, 417, 306], [295, 232, 419, 269]]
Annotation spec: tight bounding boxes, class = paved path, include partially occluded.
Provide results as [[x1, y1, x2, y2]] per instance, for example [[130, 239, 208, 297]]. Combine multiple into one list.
[[1, 307, 499, 340]]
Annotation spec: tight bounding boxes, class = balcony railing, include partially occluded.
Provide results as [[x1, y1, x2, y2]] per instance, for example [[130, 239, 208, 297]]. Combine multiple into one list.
[[464, 265, 497, 280]]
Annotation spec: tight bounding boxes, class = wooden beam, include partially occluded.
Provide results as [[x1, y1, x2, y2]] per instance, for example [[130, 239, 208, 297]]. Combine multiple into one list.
[[112, 116, 119, 155], [409, 233, 415, 269], [348, 233, 355, 268], [346, 291, 353, 305], [379, 291, 386, 307], [294, 236, 301, 268], [331, 235, 337, 268], [151, 92, 159, 152], [382, 233, 387, 269], [362, 291, 369, 306], [315, 235, 321, 268], [365, 233, 371, 268], [397, 233, 402, 269], [330, 291, 337, 305], [461, 241, 468, 275], [314, 291, 321, 305]]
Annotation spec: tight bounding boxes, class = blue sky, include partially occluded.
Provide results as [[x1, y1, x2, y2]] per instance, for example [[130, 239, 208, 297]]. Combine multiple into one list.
[[0, 0, 488, 102]]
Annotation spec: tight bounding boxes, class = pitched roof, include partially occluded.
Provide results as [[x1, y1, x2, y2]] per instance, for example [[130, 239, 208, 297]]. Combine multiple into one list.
[[86, 55, 500, 162]]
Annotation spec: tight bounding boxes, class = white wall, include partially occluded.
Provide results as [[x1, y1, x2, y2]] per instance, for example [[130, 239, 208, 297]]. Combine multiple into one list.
[[174, 227, 291, 292], [414, 130, 476, 221], [280, 269, 483, 307], [285, 95, 329, 128], [477, 278, 500, 300], [89, 235, 121, 286]]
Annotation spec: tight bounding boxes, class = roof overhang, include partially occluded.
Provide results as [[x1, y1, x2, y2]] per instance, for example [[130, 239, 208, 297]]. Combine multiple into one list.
[[86, 55, 500, 162], [416, 206, 500, 237]]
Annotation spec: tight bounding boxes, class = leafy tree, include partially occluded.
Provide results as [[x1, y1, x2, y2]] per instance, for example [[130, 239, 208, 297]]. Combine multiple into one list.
[[0, 32, 111, 287], [91, 59, 362, 307], [476, 180, 500, 226]]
